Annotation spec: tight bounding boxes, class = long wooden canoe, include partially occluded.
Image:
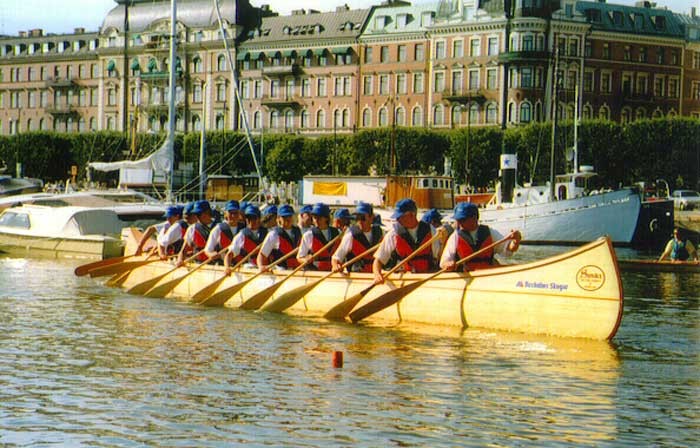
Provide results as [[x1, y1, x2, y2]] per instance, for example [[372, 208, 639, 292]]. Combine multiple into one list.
[[106, 231, 624, 341], [618, 259, 700, 274]]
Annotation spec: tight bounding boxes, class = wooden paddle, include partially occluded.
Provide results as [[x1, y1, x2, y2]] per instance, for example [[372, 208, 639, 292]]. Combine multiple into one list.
[[189, 243, 263, 302], [323, 230, 443, 320], [126, 250, 206, 296], [197, 246, 300, 307], [75, 254, 137, 276], [143, 247, 229, 298], [241, 233, 343, 311], [87, 250, 163, 278], [261, 241, 381, 313], [348, 232, 515, 323]]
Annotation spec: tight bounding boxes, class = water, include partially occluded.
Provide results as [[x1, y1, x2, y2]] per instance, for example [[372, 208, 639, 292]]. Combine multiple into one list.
[[0, 251, 697, 447]]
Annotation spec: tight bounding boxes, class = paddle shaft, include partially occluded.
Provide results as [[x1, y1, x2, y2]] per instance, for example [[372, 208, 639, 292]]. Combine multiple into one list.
[[191, 242, 264, 302], [126, 250, 206, 295], [349, 232, 516, 323], [143, 247, 231, 297]]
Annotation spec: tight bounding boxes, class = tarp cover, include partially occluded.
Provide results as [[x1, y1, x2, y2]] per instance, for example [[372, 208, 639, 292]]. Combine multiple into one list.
[[312, 182, 347, 196], [88, 140, 172, 173]]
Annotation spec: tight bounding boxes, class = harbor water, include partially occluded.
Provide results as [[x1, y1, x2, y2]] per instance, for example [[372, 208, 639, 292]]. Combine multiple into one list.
[[0, 249, 697, 446]]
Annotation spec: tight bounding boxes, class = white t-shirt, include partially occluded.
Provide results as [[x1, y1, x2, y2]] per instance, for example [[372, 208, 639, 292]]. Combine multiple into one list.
[[439, 226, 512, 269], [374, 222, 439, 265]]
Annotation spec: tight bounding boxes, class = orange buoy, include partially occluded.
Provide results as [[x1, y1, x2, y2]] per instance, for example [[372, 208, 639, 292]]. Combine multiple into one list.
[[332, 351, 343, 368]]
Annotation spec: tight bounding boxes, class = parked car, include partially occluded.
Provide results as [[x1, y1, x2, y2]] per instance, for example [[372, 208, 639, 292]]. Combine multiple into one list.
[[671, 190, 700, 210]]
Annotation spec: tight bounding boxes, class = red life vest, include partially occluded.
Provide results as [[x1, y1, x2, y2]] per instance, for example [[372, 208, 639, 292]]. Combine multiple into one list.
[[167, 220, 188, 255], [192, 222, 212, 262], [309, 227, 340, 271], [234, 227, 267, 266], [455, 225, 495, 271], [392, 221, 435, 273], [270, 226, 302, 268], [215, 222, 236, 252], [348, 226, 383, 272]]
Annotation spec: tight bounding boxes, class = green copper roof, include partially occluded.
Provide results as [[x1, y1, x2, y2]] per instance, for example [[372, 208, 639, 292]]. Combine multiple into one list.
[[576, 1, 684, 38]]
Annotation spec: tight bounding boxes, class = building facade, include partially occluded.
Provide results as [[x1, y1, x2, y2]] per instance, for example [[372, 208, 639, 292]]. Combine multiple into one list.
[[1, 0, 699, 137]]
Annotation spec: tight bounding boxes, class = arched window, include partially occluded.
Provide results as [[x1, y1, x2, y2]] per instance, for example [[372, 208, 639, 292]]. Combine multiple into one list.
[[451, 106, 462, 126], [39, 118, 47, 131], [534, 102, 542, 122], [342, 109, 350, 127], [253, 111, 262, 129], [106, 116, 115, 130], [433, 104, 444, 126], [176, 116, 185, 132], [362, 108, 371, 127], [411, 106, 423, 126], [469, 103, 479, 124], [301, 110, 310, 128], [395, 106, 405, 126], [334, 109, 342, 128], [486, 103, 498, 124], [216, 113, 225, 130], [583, 104, 593, 120], [652, 108, 663, 119], [520, 102, 532, 123], [270, 110, 280, 128], [635, 107, 646, 121], [316, 109, 326, 128], [217, 54, 227, 71], [599, 105, 610, 121], [379, 107, 389, 126], [567, 103, 575, 121], [621, 107, 631, 124], [667, 109, 677, 118], [508, 102, 515, 122], [192, 114, 201, 131], [285, 109, 294, 130], [192, 56, 203, 73], [78, 118, 85, 132]]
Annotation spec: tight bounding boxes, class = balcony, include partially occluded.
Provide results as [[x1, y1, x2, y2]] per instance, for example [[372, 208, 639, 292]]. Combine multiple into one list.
[[498, 50, 550, 64], [47, 105, 78, 116], [45, 77, 76, 89], [442, 89, 485, 104], [140, 70, 183, 81], [261, 64, 301, 77], [260, 95, 303, 108]]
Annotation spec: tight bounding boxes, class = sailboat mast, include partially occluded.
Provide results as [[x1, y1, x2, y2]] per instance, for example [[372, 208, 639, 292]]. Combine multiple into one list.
[[166, 0, 178, 202], [549, 46, 559, 202], [573, 82, 579, 175]]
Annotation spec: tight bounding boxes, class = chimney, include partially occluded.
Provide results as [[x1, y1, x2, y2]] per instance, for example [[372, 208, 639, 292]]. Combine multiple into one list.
[[74, 27, 85, 34], [18, 31, 27, 38], [692, 7, 697, 17], [29, 29, 43, 37], [336, 4, 350, 12], [292, 9, 305, 15]]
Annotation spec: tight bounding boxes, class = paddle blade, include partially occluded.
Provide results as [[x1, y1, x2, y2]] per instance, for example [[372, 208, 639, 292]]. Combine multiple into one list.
[[323, 284, 375, 321], [260, 280, 319, 313], [198, 277, 253, 307], [191, 276, 227, 302], [75, 255, 130, 276], [349, 279, 429, 323], [240, 280, 285, 311], [127, 273, 169, 296], [143, 275, 186, 298], [106, 270, 132, 287]]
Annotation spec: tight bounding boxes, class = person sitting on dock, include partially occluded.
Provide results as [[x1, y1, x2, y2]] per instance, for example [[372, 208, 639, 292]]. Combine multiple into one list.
[[257, 204, 302, 272], [177, 200, 214, 265], [332, 202, 384, 273], [298, 204, 314, 234], [297, 202, 340, 271], [157, 202, 195, 259], [373, 198, 442, 283], [658, 227, 698, 262], [224, 205, 268, 275], [333, 208, 352, 233], [134, 205, 182, 256], [439, 202, 521, 271], [204, 200, 243, 260]]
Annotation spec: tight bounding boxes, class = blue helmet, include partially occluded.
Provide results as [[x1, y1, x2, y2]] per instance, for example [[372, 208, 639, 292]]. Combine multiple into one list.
[[354, 201, 373, 217], [390, 198, 417, 219], [224, 200, 240, 212], [192, 200, 211, 215], [263, 204, 278, 217], [421, 208, 443, 224], [244, 205, 261, 218], [311, 202, 331, 218], [334, 208, 351, 220], [183, 202, 196, 216], [278, 204, 295, 217], [164, 205, 183, 218], [299, 204, 313, 215], [452, 202, 479, 220]]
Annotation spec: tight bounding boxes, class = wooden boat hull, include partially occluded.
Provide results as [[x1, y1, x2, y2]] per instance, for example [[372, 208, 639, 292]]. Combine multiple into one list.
[[114, 236, 623, 340], [619, 259, 700, 274]]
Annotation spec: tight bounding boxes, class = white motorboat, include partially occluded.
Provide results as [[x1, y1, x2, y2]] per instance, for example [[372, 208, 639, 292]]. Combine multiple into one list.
[[0, 205, 124, 260]]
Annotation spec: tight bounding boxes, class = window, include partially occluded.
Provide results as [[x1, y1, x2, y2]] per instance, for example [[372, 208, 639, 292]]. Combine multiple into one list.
[[316, 109, 325, 128], [469, 103, 479, 124], [413, 73, 424, 93], [398, 45, 407, 62], [603, 43, 610, 59], [691, 81, 700, 100], [451, 106, 462, 126], [601, 72, 611, 93], [412, 107, 422, 126], [396, 73, 407, 94], [583, 71, 593, 92], [657, 47, 665, 64], [216, 114, 225, 130], [624, 46, 631, 61], [470, 39, 481, 57], [468, 69, 479, 90], [217, 55, 226, 71], [301, 110, 310, 128], [362, 108, 371, 127], [523, 35, 534, 51], [671, 50, 678, 65], [488, 37, 498, 55], [654, 76, 665, 97], [193, 84, 202, 103], [378, 107, 388, 126], [521, 67, 532, 88], [415, 44, 425, 61], [453, 40, 463, 58], [270, 80, 280, 98], [668, 78, 679, 98], [270, 110, 279, 129], [193, 57, 203, 73], [585, 41, 592, 57], [302, 79, 311, 97], [639, 47, 647, 63], [487, 68, 497, 90], [486, 103, 497, 123], [318, 78, 327, 96], [395, 107, 405, 126], [434, 72, 445, 92], [636, 74, 648, 95], [217, 83, 227, 101], [253, 111, 262, 129], [107, 88, 116, 106], [379, 75, 389, 95], [435, 41, 446, 59], [520, 102, 531, 123], [365, 47, 373, 63], [568, 39, 578, 56], [363, 76, 373, 95], [433, 104, 444, 125], [285, 110, 294, 130], [380, 46, 389, 63]]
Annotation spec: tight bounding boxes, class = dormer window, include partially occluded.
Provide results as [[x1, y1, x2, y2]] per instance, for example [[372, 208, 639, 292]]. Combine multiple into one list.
[[654, 15, 666, 30], [421, 11, 434, 27], [612, 11, 624, 26], [397, 13, 409, 28], [375, 15, 387, 29], [586, 9, 601, 22], [283, 26, 291, 35]]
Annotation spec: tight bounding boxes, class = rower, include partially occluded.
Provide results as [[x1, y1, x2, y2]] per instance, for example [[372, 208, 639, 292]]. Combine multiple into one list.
[[257, 204, 302, 272], [134, 205, 181, 256], [158, 202, 195, 259], [421, 208, 452, 257], [373, 198, 441, 283], [177, 200, 214, 266], [298, 204, 313, 234], [262, 204, 278, 230], [224, 205, 268, 275], [658, 227, 698, 262], [332, 202, 384, 273], [204, 200, 243, 259], [333, 208, 352, 233], [439, 202, 521, 271], [297, 202, 340, 271]]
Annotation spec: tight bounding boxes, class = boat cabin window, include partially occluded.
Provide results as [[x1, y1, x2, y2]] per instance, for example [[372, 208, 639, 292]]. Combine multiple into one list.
[[558, 185, 567, 200], [432, 179, 438, 188], [0, 211, 30, 229], [422, 179, 429, 188]]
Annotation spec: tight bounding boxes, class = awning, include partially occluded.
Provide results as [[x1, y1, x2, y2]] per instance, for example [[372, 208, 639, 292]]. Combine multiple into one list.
[[236, 51, 249, 60], [312, 48, 326, 56], [331, 47, 351, 54], [106, 60, 116, 71], [249, 51, 262, 60], [130, 59, 140, 70], [147, 58, 158, 71], [267, 50, 281, 58], [282, 49, 295, 57]]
